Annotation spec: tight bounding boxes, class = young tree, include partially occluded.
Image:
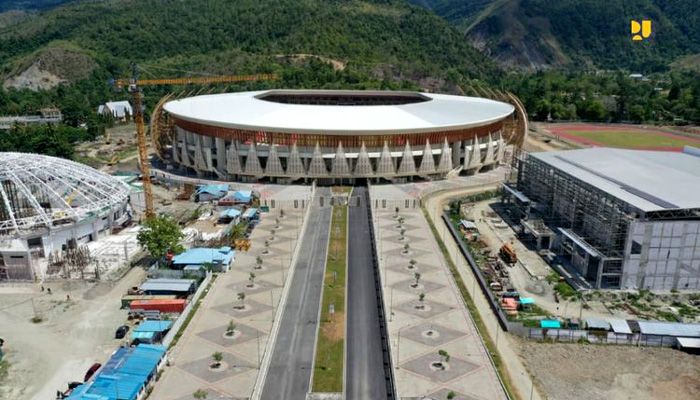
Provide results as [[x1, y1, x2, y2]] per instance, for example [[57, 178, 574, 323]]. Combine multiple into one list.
[[400, 228, 406, 240], [255, 255, 263, 269], [136, 215, 184, 260], [446, 391, 456, 400], [408, 259, 417, 269], [193, 389, 208, 399], [248, 272, 256, 287], [211, 352, 223, 368], [237, 292, 246, 308], [275, 217, 280, 228], [226, 320, 236, 336], [417, 292, 425, 309], [403, 243, 410, 254], [279, 208, 285, 218], [413, 272, 421, 288], [438, 349, 450, 363]]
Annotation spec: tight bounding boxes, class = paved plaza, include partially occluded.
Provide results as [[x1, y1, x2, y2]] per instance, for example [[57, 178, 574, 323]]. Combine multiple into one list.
[[150, 205, 305, 400], [373, 205, 507, 400]]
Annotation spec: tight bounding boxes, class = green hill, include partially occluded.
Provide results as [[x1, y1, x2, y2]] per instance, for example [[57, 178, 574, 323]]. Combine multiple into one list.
[[0, 0, 503, 122], [410, 0, 700, 72]]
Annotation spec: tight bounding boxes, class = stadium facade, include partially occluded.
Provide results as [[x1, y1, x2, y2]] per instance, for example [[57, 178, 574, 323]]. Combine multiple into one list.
[[162, 90, 521, 182], [0, 153, 132, 280], [504, 147, 700, 291]]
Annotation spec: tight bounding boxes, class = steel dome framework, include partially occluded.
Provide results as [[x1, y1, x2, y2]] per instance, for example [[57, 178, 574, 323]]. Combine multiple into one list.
[[0, 153, 130, 235]]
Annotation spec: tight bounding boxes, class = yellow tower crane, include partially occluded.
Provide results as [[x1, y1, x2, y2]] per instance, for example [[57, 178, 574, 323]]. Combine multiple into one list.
[[113, 66, 277, 218]]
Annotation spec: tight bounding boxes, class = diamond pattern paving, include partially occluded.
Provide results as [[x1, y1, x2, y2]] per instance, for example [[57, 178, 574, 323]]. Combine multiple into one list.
[[180, 352, 255, 383], [391, 278, 445, 294], [394, 300, 451, 319], [401, 353, 479, 383], [226, 279, 281, 295], [399, 323, 467, 347], [197, 322, 264, 347], [213, 299, 272, 319]]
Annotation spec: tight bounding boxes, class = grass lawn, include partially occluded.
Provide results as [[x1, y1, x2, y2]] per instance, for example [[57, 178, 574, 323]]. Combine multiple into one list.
[[567, 130, 698, 148], [312, 205, 347, 392]]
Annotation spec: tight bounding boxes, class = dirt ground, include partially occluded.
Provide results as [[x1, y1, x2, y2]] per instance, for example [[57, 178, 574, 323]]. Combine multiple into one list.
[[516, 338, 700, 400], [0, 267, 145, 400]]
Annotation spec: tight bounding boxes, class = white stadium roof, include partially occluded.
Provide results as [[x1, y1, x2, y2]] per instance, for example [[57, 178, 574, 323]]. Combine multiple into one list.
[[0, 153, 130, 234], [531, 147, 700, 212], [163, 90, 515, 135]]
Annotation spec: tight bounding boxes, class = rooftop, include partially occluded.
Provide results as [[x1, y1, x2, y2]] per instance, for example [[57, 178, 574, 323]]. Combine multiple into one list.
[[164, 90, 514, 135], [172, 247, 235, 266], [531, 147, 700, 212], [140, 278, 196, 293]]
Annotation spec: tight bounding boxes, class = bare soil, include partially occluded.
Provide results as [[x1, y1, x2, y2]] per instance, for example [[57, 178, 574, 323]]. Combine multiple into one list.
[[516, 339, 700, 400]]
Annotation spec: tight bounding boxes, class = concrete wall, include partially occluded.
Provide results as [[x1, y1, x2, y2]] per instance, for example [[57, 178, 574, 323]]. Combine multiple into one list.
[[622, 220, 700, 291]]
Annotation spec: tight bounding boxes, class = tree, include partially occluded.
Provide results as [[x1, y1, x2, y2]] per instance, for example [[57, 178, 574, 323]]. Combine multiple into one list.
[[255, 256, 263, 269], [136, 215, 184, 260], [237, 292, 246, 308], [408, 259, 417, 269], [418, 292, 425, 308], [248, 272, 256, 287], [447, 391, 456, 399], [211, 352, 223, 368], [400, 228, 406, 240], [226, 320, 236, 336], [275, 217, 280, 228], [413, 272, 421, 288], [403, 243, 410, 253], [438, 349, 450, 363], [193, 389, 208, 399]]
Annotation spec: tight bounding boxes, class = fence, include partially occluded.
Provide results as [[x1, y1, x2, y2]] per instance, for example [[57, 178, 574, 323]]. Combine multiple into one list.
[[365, 184, 398, 399], [441, 212, 511, 331], [373, 198, 422, 211], [522, 327, 678, 347], [161, 271, 212, 348]]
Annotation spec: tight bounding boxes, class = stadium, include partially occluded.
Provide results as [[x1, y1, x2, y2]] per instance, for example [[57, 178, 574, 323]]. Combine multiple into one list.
[[0, 153, 132, 280], [160, 90, 525, 183]]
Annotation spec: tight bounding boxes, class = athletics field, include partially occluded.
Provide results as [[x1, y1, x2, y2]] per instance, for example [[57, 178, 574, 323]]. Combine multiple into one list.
[[543, 123, 700, 151]]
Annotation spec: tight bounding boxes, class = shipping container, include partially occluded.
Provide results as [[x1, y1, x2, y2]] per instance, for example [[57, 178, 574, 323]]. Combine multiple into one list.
[[120, 295, 176, 309], [129, 299, 186, 313]]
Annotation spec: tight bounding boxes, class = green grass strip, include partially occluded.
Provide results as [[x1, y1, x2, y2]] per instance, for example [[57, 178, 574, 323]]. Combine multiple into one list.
[[312, 205, 348, 392]]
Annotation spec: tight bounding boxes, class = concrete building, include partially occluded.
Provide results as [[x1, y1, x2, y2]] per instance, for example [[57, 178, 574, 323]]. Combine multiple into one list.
[[162, 90, 525, 183], [505, 147, 700, 291], [0, 152, 132, 281]]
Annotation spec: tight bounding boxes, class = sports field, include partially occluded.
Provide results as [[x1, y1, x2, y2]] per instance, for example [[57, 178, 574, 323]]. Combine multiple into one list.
[[544, 123, 700, 151]]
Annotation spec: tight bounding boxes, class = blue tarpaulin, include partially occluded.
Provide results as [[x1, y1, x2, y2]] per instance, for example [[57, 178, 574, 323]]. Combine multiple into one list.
[[233, 190, 252, 203], [540, 319, 561, 329], [171, 247, 235, 267], [219, 208, 242, 219]]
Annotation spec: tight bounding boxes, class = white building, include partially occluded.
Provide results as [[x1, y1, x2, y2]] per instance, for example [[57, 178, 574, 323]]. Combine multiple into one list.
[[0, 153, 132, 281], [98, 100, 133, 121]]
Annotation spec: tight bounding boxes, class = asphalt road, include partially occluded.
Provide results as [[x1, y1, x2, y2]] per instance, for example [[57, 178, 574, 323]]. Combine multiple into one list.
[[260, 187, 332, 400], [345, 186, 389, 400]]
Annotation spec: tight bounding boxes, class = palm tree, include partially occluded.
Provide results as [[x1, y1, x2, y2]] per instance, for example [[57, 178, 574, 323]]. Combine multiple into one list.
[[211, 352, 223, 368]]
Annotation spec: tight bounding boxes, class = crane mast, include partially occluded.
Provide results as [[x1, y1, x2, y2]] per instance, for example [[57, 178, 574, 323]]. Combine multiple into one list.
[[114, 66, 277, 219]]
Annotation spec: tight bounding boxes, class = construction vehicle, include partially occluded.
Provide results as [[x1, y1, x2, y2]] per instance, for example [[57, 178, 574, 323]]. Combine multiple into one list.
[[499, 243, 517, 264], [112, 65, 277, 218]]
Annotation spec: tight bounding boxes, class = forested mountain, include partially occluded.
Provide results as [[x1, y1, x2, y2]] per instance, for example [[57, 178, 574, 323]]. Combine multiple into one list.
[[0, 0, 74, 12], [410, 0, 700, 72], [0, 0, 503, 119]]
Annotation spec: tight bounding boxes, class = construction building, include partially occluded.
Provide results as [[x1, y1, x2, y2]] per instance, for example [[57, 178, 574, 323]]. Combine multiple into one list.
[[0, 152, 132, 281], [504, 147, 700, 291], [161, 90, 526, 183]]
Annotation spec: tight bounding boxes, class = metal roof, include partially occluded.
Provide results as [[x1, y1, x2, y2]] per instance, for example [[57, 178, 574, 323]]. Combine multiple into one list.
[[171, 247, 235, 266], [164, 90, 514, 135], [637, 321, 700, 337], [609, 319, 633, 334], [68, 344, 166, 400], [585, 318, 611, 330], [676, 337, 700, 348], [140, 278, 195, 293], [531, 148, 700, 212], [134, 320, 172, 333], [0, 152, 130, 234]]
